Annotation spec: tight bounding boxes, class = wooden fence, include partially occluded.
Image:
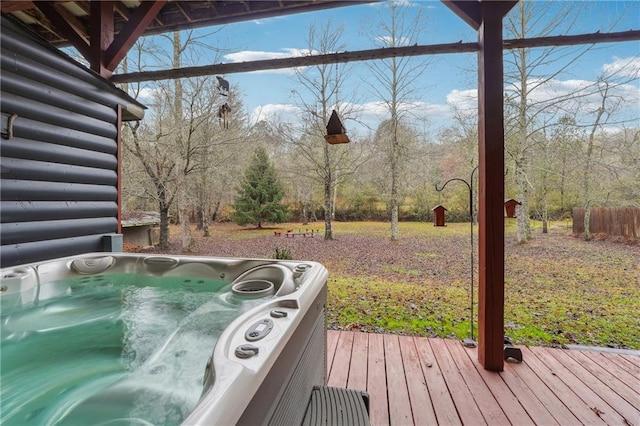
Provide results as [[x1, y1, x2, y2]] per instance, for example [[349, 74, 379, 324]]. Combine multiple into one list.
[[573, 207, 640, 239]]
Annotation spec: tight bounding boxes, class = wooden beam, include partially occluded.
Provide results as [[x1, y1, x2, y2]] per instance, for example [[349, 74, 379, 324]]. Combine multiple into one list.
[[33, 1, 91, 60], [110, 28, 638, 84], [89, 1, 114, 78], [104, 0, 167, 72], [476, 1, 516, 372], [443, 0, 481, 30], [111, 40, 479, 83], [0, 1, 34, 13], [505, 29, 640, 49]]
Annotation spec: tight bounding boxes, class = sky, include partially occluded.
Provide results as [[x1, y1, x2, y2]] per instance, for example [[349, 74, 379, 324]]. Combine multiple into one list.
[[132, 0, 640, 138]]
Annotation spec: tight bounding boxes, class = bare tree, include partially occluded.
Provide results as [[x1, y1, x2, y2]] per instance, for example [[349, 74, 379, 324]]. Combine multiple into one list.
[[504, 1, 596, 243], [364, 1, 429, 240], [121, 31, 230, 249], [287, 19, 362, 240]]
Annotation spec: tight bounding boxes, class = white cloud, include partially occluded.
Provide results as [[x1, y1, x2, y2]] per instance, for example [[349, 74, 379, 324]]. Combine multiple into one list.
[[250, 103, 302, 124], [224, 48, 314, 63], [224, 48, 318, 75], [446, 89, 477, 113], [135, 87, 157, 102], [602, 56, 640, 79], [375, 35, 411, 47]]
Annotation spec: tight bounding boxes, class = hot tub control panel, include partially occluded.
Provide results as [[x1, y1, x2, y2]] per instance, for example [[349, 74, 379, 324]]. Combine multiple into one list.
[[245, 318, 274, 341]]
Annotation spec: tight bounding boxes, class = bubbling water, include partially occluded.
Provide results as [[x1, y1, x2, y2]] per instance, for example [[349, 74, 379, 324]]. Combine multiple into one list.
[[1, 273, 268, 425]]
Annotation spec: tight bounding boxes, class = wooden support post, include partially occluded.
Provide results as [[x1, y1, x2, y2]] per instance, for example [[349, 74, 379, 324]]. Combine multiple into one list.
[[89, 1, 114, 78], [443, 0, 516, 372], [477, 2, 510, 372]]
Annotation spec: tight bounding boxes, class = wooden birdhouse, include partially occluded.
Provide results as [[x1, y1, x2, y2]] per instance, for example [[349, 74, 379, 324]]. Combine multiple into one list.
[[432, 205, 447, 227], [325, 109, 350, 144], [504, 199, 521, 218]]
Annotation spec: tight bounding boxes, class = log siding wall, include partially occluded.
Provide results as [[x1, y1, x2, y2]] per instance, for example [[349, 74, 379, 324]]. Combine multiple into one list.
[[0, 17, 141, 267]]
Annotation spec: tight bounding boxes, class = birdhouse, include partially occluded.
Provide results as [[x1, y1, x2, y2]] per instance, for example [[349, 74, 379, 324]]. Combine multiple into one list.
[[504, 199, 521, 218], [325, 110, 350, 144], [432, 205, 447, 227]]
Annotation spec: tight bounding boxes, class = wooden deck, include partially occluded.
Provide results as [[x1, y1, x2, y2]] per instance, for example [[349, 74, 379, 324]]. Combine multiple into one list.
[[326, 330, 640, 426]]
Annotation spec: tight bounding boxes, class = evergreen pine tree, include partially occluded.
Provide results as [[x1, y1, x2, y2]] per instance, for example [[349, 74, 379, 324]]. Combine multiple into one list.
[[232, 147, 288, 228]]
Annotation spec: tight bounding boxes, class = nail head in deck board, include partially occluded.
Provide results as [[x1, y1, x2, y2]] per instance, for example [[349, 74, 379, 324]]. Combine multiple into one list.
[[443, 338, 511, 425], [328, 331, 354, 388], [366, 332, 389, 426], [521, 346, 608, 425], [543, 348, 640, 423], [347, 331, 369, 392], [566, 351, 640, 418], [383, 334, 413, 426], [397, 336, 438, 426], [429, 338, 487, 425], [413, 338, 462, 426]]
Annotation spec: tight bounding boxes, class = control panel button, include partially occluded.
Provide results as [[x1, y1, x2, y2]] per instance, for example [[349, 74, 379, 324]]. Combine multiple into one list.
[[235, 344, 259, 359], [245, 318, 274, 341]]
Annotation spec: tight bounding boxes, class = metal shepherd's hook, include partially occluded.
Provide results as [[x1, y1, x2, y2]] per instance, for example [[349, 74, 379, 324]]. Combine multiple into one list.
[[435, 166, 478, 348]]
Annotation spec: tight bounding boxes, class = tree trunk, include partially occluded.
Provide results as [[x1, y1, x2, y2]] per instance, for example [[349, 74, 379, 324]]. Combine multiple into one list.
[[202, 202, 210, 237], [541, 189, 548, 234], [515, 153, 531, 243], [159, 201, 170, 250], [324, 177, 333, 240], [583, 201, 591, 241], [390, 140, 399, 241], [302, 201, 308, 225], [323, 138, 333, 240], [583, 81, 607, 241], [211, 198, 221, 222], [195, 204, 204, 230]]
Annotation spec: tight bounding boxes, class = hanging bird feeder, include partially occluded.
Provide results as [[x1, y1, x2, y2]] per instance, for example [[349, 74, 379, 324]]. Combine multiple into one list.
[[216, 76, 229, 96], [504, 199, 521, 218], [325, 110, 350, 144], [432, 205, 447, 227]]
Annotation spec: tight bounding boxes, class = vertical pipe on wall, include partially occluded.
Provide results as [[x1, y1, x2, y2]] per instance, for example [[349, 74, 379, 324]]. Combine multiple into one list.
[[117, 104, 123, 234]]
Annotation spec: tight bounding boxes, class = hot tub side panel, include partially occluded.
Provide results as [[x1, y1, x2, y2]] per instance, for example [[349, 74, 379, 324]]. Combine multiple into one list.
[[236, 285, 327, 426]]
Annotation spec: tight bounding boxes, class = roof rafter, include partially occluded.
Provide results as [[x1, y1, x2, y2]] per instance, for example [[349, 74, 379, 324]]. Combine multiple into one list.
[[104, 0, 167, 72], [33, 1, 91, 60]]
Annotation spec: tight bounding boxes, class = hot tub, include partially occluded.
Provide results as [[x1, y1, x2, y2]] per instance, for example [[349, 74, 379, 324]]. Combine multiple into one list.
[[1, 253, 328, 425]]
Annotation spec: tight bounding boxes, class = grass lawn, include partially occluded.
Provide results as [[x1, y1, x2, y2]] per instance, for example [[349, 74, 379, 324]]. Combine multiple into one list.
[[144, 220, 640, 349]]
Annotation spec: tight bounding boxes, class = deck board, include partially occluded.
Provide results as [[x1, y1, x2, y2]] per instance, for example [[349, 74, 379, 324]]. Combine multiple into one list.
[[384, 334, 413, 426], [347, 331, 369, 391], [413, 336, 462, 425], [326, 330, 639, 425], [367, 332, 389, 426], [327, 330, 354, 388], [397, 336, 438, 426], [429, 337, 487, 425], [529, 346, 625, 425]]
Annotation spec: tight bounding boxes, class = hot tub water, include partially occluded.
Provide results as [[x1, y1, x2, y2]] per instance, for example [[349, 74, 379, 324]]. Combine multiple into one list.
[[1, 273, 266, 425]]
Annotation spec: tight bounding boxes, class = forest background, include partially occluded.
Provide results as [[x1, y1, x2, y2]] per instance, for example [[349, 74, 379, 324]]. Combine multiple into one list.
[[94, 0, 640, 250]]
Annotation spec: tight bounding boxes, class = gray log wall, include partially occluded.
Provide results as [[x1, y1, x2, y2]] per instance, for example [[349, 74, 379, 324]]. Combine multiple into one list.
[[1, 16, 143, 267]]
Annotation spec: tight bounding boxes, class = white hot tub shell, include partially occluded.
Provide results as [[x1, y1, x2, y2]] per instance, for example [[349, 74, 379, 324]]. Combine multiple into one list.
[[0, 253, 328, 425]]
